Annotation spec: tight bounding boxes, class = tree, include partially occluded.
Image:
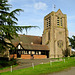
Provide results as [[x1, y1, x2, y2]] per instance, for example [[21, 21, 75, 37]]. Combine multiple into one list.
[[68, 35, 75, 50], [0, 0, 37, 53]]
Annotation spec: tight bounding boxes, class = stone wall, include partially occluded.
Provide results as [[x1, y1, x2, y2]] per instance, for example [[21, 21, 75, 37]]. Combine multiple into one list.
[[42, 9, 70, 58]]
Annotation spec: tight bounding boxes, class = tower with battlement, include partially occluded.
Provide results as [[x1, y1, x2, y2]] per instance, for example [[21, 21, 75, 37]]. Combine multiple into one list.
[[42, 9, 69, 58]]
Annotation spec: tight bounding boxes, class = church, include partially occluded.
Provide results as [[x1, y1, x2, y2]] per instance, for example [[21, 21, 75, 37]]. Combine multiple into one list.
[[9, 9, 71, 59]]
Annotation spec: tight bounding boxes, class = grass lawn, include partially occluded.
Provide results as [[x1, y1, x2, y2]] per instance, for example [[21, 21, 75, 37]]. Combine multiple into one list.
[[0, 57, 75, 75]]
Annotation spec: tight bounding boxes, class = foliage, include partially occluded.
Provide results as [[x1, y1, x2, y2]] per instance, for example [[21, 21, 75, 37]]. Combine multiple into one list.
[[70, 55, 75, 57], [0, 0, 38, 53], [68, 35, 75, 50], [1, 57, 75, 75], [62, 48, 70, 57], [0, 57, 17, 68]]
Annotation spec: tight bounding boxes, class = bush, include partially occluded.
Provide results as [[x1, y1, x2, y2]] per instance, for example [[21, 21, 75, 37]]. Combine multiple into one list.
[[0, 57, 9, 61], [0, 57, 17, 68], [70, 55, 75, 57]]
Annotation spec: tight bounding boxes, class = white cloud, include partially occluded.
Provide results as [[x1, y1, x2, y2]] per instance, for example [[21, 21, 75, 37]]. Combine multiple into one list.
[[34, 2, 47, 10]]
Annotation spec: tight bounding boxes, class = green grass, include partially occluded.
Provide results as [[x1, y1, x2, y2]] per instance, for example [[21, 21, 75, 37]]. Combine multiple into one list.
[[1, 57, 75, 75]]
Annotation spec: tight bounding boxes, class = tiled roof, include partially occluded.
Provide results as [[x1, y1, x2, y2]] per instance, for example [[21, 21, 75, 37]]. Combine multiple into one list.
[[11, 34, 42, 46], [19, 43, 49, 51], [11, 34, 49, 51]]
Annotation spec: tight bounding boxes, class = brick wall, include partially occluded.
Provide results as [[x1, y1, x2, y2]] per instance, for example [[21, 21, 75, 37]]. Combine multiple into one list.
[[10, 54, 47, 59], [21, 54, 47, 59], [10, 54, 17, 59], [21, 54, 31, 59], [34, 55, 47, 59]]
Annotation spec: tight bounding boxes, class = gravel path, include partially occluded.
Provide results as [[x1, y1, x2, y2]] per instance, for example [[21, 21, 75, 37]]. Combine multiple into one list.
[[0, 58, 57, 73]]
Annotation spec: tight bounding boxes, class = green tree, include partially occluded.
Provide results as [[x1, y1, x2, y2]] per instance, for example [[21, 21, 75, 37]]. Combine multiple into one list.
[[0, 0, 37, 53], [68, 35, 75, 50]]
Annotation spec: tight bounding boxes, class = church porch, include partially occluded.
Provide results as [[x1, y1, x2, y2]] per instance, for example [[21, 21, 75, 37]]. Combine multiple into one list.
[[9, 49, 49, 59]]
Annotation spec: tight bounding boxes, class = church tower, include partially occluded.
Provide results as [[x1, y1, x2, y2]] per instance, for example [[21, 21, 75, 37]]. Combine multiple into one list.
[[42, 9, 69, 58]]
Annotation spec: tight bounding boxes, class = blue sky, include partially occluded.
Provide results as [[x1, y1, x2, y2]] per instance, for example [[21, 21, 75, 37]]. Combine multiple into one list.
[[8, 0, 75, 37]]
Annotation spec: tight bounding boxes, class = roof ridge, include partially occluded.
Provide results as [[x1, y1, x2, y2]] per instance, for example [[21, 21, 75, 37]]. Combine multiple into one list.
[[18, 34, 42, 37], [21, 43, 48, 46]]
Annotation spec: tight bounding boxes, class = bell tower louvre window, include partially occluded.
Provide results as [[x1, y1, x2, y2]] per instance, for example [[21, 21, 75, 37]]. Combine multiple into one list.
[[57, 17, 63, 27], [46, 16, 51, 28]]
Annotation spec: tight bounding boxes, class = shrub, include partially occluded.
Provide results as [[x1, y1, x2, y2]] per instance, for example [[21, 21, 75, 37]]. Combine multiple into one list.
[[0, 57, 9, 61], [70, 55, 75, 57], [0, 58, 17, 68]]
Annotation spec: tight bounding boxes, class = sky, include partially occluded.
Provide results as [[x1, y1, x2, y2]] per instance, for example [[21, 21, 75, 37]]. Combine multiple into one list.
[[8, 0, 75, 37]]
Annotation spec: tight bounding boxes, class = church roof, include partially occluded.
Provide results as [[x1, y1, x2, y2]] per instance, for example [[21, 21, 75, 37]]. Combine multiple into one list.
[[11, 34, 49, 51], [17, 43, 49, 51], [11, 34, 42, 45]]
